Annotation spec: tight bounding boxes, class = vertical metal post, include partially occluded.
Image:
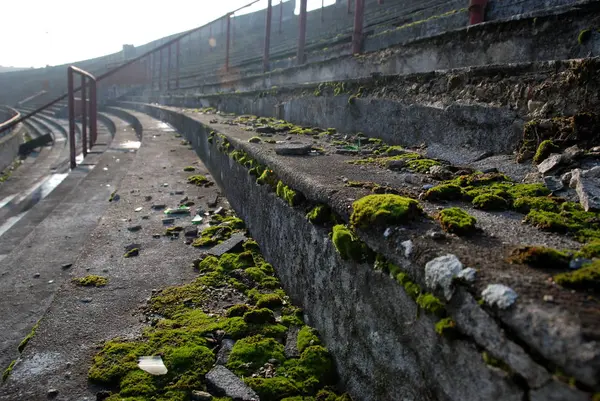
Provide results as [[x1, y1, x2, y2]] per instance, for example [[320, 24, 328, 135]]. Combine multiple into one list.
[[81, 75, 87, 157], [167, 44, 171, 90], [176, 40, 180, 89], [279, 0, 283, 33], [352, 0, 365, 54], [225, 14, 231, 72], [321, 0, 325, 22], [297, 0, 307, 65], [159, 48, 163, 91], [264, 0, 272, 72], [378, 0, 383, 4], [90, 81, 97, 147], [347, 0, 352, 14], [67, 67, 76, 169], [209, 25, 213, 52]]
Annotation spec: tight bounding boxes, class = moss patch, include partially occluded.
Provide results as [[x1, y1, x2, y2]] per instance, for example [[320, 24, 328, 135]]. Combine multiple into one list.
[[533, 140, 559, 164], [73, 275, 108, 287], [508, 246, 570, 270], [227, 335, 285, 376], [248, 136, 262, 143], [183, 166, 196, 172], [18, 320, 39, 353], [350, 194, 422, 229], [332, 225, 370, 262], [554, 260, 600, 292], [435, 318, 457, 337], [472, 193, 510, 211], [416, 293, 444, 315], [124, 248, 139, 258], [306, 204, 331, 224], [276, 181, 300, 207], [187, 175, 212, 187], [297, 326, 321, 353], [438, 208, 476, 235], [2, 360, 15, 382]]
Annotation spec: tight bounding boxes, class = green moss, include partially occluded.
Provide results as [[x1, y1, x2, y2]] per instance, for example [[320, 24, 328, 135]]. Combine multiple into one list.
[[577, 241, 600, 259], [2, 360, 16, 382], [332, 225, 369, 262], [407, 158, 441, 173], [226, 304, 251, 317], [350, 194, 422, 229], [248, 136, 262, 143], [578, 29, 592, 45], [73, 275, 108, 287], [119, 370, 157, 396], [182, 166, 196, 172], [256, 168, 277, 187], [508, 246, 570, 269], [438, 208, 476, 235], [554, 260, 600, 291], [227, 335, 285, 376], [187, 175, 211, 187], [208, 131, 216, 144], [165, 226, 184, 236], [297, 326, 321, 353], [416, 293, 445, 315], [124, 248, 139, 258], [472, 193, 509, 211], [424, 184, 463, 201], [482, 352, 512, 373], [533, 140, 559, 164], [256, 293, 283, 309], [108, 190, 118, 202], [513, 196, 561, 213], [245, 377, 300, 401], [435, 318, 457, 336], [243, 308, 276, 324], [395, 273, 421, 300], [276, 180, 301, 207], [192, 223, 236, 248]]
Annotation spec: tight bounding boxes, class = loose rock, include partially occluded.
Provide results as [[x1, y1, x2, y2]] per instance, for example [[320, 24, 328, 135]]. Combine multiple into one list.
[[457, 267, 477, 283], [285, 326, 301, 358], [47, 388, 59, 398], [275, 144, 312, 156], [205, 365, 259, 401], [207, 233, 247, 257], [481, 284, 518, 309], [127, 225, 142, 232], [543, 176, 564, 193], [429, 165, 452, 180], [191, 390, 213, 401], [570, 168, 600, 211], [386, 159, 407, 170], [215, 339, 235, 365], [537, 154, 563, 174], [425, 254, 464, 300]]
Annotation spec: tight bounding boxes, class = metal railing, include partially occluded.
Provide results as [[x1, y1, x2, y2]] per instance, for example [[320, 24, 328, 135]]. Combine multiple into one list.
[[67, 66, 97, 168], [0, 107, 21, 139]]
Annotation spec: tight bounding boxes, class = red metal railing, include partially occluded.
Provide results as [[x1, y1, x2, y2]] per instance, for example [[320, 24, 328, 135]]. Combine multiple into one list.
[[67, 66, 97, 168]]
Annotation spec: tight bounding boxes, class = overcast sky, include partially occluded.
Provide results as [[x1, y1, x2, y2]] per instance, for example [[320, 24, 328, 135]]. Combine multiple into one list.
[[0, 0, 333, 68]]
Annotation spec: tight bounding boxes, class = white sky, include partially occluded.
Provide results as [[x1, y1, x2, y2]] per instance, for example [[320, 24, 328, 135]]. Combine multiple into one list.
[[0, 0, 334, 68]]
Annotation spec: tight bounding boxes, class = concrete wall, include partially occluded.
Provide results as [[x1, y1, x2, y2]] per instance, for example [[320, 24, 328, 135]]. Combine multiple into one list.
[[0, 124, 24, 172], [121, 102, 530, 401]]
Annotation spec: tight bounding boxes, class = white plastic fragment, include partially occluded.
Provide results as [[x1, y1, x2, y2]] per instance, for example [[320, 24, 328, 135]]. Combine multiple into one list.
[[138, 356, 168, 375], [135, 207, 143, 212], [457, 267, 477, 283], [401, 240, 413, 258], [482, 284, 518, 309], [424, 254, 463, 300], [383, 228, 393, 238]]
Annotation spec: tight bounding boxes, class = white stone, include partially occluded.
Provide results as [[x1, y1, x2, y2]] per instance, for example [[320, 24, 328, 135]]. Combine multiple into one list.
[[401, 240, 413, 258], [425, 254, 463, 300], [570, 168, 600, 211], [457, 267, 477, 283], [138, 356, 168, 375], [482, 284, 518, 309], [537, 154, 563, 174]]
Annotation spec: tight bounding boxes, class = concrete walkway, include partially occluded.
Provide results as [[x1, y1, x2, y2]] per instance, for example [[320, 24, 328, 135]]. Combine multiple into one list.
[[0, 111, 227, 400]]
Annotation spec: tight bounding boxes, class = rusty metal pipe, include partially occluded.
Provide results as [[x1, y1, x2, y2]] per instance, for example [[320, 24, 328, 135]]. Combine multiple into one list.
[[352, 0, 365, 54], [468, 0, 488, 25], [81, 75, 87, 157], [264, 0, 272, 72]]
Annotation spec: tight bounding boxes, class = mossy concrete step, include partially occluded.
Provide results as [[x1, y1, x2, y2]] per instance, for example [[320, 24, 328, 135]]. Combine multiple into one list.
[[118, 102, 599, 401]]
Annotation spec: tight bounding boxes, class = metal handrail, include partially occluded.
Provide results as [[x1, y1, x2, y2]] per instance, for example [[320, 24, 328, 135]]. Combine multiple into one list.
[[0, 107, 21, 139], [68, 66, 97, 168]]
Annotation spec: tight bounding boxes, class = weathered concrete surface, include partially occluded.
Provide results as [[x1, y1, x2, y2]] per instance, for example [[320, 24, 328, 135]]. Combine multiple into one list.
[[120, 102, 599, 401], [0, 123, 24, 172]]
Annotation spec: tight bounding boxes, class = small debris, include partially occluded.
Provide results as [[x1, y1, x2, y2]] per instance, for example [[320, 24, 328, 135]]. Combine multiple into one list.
[[481, 284, 518, 309], [164, 206, 191, 215], [152, 204, 166, 210], [34, 273, 40, 278], [191, 390, 213, 401], [163, 183, 169, 187], [401, 240, 413, 258], [274, 144, 312, 156], [185, 226, 199, 238], [543, 295, 555, 303], [383, 228, 393, 238], [207, 195, 219, 207], [569, 257, 592, 270], [214, 206, 225, 215], [48, 280, 54, 284], [207, 233, 247, 257], [192, 215, 204, 225], [47, 388, 59, 398], [138, 356, 168, 375], [427, 230, 446, 240], [175, 190, 185, 195], [145, 196, 153, 201], [81, 298, 93, 303], [386, 159, 407, 170], [152, 234, 161, 239], [162, 218, 175, 225], [134, 207, 143, 212], [206, 366, 259, 401], [127, 225, 142, 232], [422, 184, 434, 190]]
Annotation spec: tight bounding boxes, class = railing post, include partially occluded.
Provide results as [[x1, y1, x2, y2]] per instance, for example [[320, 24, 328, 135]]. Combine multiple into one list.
[[90, 81, 97, 147], [225, 14, 231, 72], [159, 48, 163, 91], [81, 75, 87, 157], [347, 0, 352, 14], [176, 40, 180, 89], [297, 0, 307, 65], [264, 0, 272, 72], [167, 44, 171, 90], [279, 0, 283, 34], [352, 0, 365, 54], [468, 0, 488, 25], [67, 67, 76, 169]]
